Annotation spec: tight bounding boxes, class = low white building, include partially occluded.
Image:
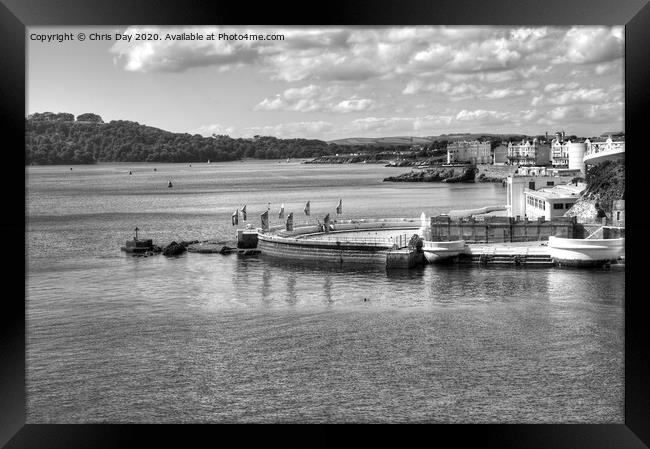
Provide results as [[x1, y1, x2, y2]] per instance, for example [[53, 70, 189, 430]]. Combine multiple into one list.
[[506, 175, 561, 218], [523, 183, 585, 220]]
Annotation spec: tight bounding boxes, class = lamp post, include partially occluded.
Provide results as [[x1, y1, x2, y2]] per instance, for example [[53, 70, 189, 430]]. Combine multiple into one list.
[[134, 227, 139, 241]]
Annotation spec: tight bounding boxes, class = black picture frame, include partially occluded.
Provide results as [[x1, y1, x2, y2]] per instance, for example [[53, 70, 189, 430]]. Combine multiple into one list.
[[2, 0, 647, 447]]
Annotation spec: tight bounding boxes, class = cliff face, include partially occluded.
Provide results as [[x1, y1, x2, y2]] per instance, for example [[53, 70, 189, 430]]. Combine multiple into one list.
[[383, 166, 477, 183], [564, 198, 607, 223], [475, 164, 518, 182], [564, 160, 624, 223]]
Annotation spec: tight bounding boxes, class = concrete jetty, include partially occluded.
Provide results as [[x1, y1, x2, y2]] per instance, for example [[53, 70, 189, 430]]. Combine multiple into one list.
[[460, 241, 553, 266]]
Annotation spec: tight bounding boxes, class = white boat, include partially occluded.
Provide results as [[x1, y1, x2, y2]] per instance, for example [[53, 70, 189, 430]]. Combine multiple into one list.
[[422, 240, 467, 263], [548, 236, 625, 266]]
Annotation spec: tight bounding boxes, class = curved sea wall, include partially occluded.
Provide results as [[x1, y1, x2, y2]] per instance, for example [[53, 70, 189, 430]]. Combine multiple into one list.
[[258, 219, 422, 265]]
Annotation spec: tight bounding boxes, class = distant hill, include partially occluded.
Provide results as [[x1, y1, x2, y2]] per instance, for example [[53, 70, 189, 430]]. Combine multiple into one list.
[[25, 112, 425, 165], [327, 136, 433, 146], [328, 133, 547, 146]]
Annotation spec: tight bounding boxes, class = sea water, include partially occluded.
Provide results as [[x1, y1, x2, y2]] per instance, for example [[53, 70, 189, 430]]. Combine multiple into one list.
[[26, 160, 624, 423]]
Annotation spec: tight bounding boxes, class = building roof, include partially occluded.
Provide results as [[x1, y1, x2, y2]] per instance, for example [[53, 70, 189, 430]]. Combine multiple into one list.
[[525, 182, 585, 201]]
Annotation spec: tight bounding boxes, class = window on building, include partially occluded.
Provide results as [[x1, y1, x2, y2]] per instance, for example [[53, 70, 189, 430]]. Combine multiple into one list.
[[553, 203, 563, 210], [529, 182, 535, 190], [565, 203, 573, 209], [617, 211, 621, 221], [542, 202, 546, 210], [546, 181, 554, 186]]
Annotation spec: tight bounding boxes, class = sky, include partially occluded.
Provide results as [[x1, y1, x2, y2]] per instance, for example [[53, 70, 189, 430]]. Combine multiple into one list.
[[27, 26, 624, 140]]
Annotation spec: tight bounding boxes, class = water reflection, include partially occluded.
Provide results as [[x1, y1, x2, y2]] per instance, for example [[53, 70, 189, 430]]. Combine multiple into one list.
[[285, 271, 297, 306], [323, 275, 333, 305], [261, 264, 272, 304]]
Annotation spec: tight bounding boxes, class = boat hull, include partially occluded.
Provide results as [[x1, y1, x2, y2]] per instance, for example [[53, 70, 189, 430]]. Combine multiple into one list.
[[422, 240, 467, 263], [548, 236, 624, 267]]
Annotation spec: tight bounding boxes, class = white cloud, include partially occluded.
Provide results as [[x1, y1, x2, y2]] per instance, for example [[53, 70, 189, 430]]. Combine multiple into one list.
[[104, 26, 624, 138], [483, 88, 526, 99], [332, 98, 375, 113], [553, 26, 624, 64], [544, 82, 580, 92], [254, 84, 375, 113], [535, 85, 622, 106], [546, 102, 623, 123], [110, 26, 623, 81], [595, 60, 623, 76], [196, 123, 236, 136], [245, 121, 334, 138]]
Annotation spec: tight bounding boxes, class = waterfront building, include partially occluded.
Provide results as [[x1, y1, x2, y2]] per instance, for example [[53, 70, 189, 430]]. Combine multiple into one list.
[[506, 138, 551, 166], [446, 140, 491, 164], [523, 183, 585, 220], [506, 175, 561, 218], [550, 138, 569, 168], [493, 145, 508, 164]]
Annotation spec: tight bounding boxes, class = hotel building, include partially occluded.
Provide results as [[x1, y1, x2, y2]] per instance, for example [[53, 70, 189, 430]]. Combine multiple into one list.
[[506, 138, 551, 166], [446, 140, 492, 164]]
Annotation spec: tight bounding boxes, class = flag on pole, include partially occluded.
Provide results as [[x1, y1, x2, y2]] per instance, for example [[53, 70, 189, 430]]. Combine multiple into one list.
[[323, 213, 330, 232], [261, 210, 269, 232], [304, 201, 310, 216], [231, 209, 239, 226], [241, 205, 247, 221], [286, 212, 294, 231], [279, 203, 285, 219], [336, 198, 343, 214]]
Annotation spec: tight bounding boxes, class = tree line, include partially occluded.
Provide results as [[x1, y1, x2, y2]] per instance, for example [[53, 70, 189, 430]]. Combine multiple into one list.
[[25, 112, 417, 165]]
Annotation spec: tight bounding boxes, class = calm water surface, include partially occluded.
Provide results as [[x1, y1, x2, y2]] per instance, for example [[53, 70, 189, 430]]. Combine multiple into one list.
[[26, 161, 624, 423]]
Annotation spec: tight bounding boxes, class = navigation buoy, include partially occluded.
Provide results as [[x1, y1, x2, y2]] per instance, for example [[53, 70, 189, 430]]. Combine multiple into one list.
[[129, 171, 132, 175], [168, 181, 173, 188], [153, 168, 157, 171], [70, 167, 73, 171]]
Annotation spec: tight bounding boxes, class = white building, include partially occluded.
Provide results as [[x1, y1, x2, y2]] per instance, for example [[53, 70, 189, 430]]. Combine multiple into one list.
[[550, 138, 569, 167], [523, 183, 585, 220], [507, 138, 551, 166], [506, 175, 561, 218], [446, 140, 492, 164]]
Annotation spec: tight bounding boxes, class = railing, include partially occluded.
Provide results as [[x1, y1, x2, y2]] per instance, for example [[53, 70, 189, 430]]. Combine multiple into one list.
[[585, 141, 625, 156]]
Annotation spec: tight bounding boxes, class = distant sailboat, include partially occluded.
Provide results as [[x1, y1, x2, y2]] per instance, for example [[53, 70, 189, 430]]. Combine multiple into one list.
[[207, 159, 211, 164]]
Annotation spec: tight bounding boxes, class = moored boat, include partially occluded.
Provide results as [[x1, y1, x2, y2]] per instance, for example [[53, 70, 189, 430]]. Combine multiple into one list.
[[548, 236, 625, 267], [422, 240, 467, 263]]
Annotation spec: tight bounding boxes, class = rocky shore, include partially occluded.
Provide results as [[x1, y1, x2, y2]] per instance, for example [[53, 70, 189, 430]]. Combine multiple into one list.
[[305, 155, 389, 164], [383, 166, 477, 183]]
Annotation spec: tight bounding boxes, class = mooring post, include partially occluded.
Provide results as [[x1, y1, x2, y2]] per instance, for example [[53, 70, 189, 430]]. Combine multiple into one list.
[[134, 226, 139, 241]]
